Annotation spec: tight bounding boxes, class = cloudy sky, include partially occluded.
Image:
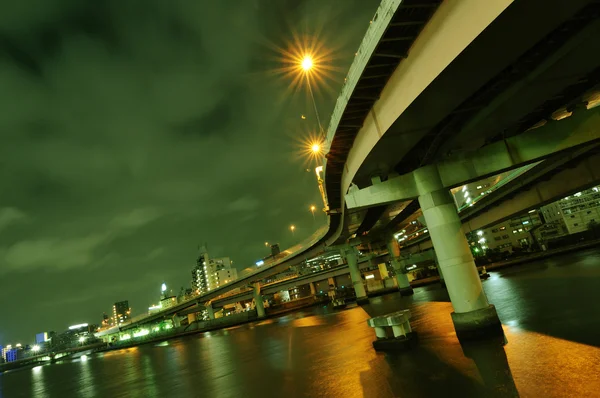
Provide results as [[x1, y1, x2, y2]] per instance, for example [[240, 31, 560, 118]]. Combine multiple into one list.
[[0, 0, 379, 343]]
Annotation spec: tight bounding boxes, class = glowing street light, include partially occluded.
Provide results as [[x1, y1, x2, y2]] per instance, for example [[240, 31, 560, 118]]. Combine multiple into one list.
[[301, 56, 314, 72], [264, 241, 269, 247], [290, 225, 296, 236], [310, 205, 316, 220], [299, 54, 323, 134], [32, 345, 40, 352], [311, 142, 321, 154]]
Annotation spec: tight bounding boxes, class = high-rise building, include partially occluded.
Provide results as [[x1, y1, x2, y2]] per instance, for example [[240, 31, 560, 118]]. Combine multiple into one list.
[[192, 247, 238, 295], [112, 301, 131, 325]]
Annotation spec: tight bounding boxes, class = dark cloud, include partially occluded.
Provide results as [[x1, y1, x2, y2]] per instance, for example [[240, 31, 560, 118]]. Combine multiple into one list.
[[0, 0, 380, 343], [173, 91, 241, 138]]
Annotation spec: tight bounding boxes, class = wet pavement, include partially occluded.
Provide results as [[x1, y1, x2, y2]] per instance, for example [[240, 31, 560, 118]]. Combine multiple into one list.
[[1, 247, 600, 397]]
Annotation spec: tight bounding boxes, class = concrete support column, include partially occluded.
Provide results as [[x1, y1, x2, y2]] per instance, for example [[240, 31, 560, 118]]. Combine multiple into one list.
[[309, 282, 316, 295], [327, 277, 336, 287], [187, 313, 197, 324], [437, 261, 446, 287], [386, 239, 414, 297], [374, 327, 387, 340], [343, 246, 369, 304], [253, 282, 266, 318], [415, 165, 501, 340], [172, 315, 181, 328], [206, 302, 215, 320]]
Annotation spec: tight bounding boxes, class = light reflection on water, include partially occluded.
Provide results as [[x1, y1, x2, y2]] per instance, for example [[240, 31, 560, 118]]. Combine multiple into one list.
[[1, 247, 599, 397]]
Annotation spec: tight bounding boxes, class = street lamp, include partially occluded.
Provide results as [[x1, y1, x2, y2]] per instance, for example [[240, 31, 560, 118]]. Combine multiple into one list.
[[311, 142, 322, 155], [290, 225, 296, 236], [264, 241, 269, 247], [310, 205, 316, 220], [299, 54, 323, 135], [301, 56, 313, 72], [32, 345, 40, 352]]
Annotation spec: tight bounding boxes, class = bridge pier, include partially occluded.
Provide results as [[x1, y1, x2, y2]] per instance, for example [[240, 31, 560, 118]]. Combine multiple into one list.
[[386, 238, 414, 296], [438, 262, 446, 288], [415, 165, 502, 340], [309, 282, 316, 296], [253, 283, 266, 318], [342, 246, 369, 304], [172, 315, 181, 328], [206, 302, 215, 320]]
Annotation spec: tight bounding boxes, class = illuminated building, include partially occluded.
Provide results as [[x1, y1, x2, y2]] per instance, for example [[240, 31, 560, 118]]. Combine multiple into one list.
[[112, 301, 131, 324], [550, 187, 600, 234], [192, 246, 238, 295], [35, 332, 50, 345]]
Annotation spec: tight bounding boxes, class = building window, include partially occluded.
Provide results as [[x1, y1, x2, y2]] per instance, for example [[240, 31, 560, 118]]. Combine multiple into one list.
[[494, 237, 502, 241], [500, 226, 506, 231], [502, 235, 509, 239], [574, 223, 579, 227], [491, 228, 499, 233]]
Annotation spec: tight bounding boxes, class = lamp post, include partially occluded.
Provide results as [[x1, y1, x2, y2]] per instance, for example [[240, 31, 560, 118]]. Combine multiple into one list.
[[290, 225, 296, 236], [310, 205, 316, 220], [300, 56, 324, 135]]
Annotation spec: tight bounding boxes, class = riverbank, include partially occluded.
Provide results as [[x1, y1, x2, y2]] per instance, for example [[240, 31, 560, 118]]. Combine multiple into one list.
[[4, 246, 600, 397], [0, 343, 104, 374], [409, 238, 600, 288], [5, 239, 598, 373]]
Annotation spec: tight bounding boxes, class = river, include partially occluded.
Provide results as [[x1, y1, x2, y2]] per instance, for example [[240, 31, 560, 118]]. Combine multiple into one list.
[[2, 247, 600, 397]]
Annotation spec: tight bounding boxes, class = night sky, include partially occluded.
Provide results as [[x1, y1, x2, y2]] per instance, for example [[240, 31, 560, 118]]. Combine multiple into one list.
[[0, 0, 379, 344]]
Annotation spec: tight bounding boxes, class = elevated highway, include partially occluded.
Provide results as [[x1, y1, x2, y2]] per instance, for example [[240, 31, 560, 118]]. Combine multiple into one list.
[[321, 0, 600, 339], [120, 0, 600, 339]]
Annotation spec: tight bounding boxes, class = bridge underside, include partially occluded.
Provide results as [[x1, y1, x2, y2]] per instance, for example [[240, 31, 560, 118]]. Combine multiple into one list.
[[327, 0, 600, 246]]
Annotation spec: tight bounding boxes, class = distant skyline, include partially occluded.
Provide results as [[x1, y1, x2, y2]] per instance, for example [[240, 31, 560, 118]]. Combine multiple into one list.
[[0, 0, 380, 343]]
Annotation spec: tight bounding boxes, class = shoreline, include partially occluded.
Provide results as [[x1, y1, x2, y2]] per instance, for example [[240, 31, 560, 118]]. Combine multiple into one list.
[[3, 240, 598, 374]]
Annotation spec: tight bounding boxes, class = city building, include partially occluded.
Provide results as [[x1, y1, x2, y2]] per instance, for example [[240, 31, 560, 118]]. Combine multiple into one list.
[[470, 211, 543, 253], [101, 313, 110, 328], [1, 345, 25, 363], [192, 247, 238, 295], [471, 186, 600, 254], [160, 295, 177, 309], [547, 187, 600, 234], [35, 332, 52, 346], [113, 301, 131, 325]]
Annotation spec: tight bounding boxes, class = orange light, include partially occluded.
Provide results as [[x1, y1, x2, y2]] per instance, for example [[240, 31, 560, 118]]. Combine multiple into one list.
[[301, 56, 313, 71]]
